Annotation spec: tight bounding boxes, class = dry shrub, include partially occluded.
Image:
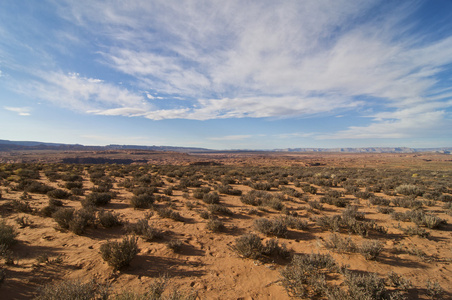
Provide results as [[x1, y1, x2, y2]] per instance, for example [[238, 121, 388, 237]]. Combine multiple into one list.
[[98, 210, 122, 228], [82, 192, 112, 207], [233, 234, 264, 259], [52, 207, 95, 235], [254, 218, 288, 237], [156, 207, 183, 221], [206, 219, 225, 232], [125, 219, 163, 241], [359, 240, 383, 260], [35, 279, 109, 300], [0, 220, 17, 250], [281, 253, 338, 298], [100, 236, 139, 271]]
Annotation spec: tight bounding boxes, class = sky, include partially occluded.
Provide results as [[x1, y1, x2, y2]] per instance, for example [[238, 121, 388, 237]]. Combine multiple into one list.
[[0, 0, 451, 150]]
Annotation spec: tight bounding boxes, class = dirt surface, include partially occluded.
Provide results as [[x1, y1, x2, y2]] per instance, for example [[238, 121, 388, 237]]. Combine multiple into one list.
[[0, 150, 451, 299]]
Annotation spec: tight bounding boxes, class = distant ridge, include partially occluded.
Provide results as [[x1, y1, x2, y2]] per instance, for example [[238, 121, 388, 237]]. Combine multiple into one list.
[[274, 147, 452, 154], [0, 139, 450, 154]]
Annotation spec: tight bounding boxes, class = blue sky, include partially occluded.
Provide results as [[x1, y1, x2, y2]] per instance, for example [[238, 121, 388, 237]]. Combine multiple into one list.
[[1, 0, 451, 149]]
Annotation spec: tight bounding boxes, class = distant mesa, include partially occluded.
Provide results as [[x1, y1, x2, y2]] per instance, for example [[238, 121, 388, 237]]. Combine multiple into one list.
[[61, 157, 146, 164], [0, 139, 451, 154]]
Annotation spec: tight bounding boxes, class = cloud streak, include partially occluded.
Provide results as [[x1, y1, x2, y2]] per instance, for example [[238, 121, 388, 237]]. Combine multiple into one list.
[[4, 106, 31, 116], [3, 0, 452, 142]]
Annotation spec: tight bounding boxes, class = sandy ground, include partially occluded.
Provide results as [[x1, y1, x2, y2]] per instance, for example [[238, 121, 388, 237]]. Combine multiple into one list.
[[0, 151, 451, 299]]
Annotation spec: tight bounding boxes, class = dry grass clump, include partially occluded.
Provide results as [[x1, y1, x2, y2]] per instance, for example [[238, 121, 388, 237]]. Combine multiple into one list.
[[359, 240, 383, 260], [35, 279, 109, 300], [125, 218, 163, 241], [100, 236, 139, 271], [114, 274, 197, 300], [391, 209, 446, 229], [281, 253, 339, 298], [82, 192, 112, 207], [47, 188, 71, 199], [167, 240, 183, 253], [240, 190, 284, 210], [52, 207, 96, 235], [156, 207, 183, 221], [207, 204, 233, 216], [0, 220, 17, 251], [232, 233, 290, 260], [254, 217, 288, 237], [202, 191, 220, 204], [97, 210, 122, 228], [206, 219, 225, 232]]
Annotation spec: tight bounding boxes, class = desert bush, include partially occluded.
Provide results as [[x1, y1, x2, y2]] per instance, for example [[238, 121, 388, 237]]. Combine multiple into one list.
[[17, 180, 54, 194], [308, 200, 323, 210], [193, 187, 211, 199], [392, 197, 423, 209], [202, 192, 220, 204], [343, 271, 388, 300], [217, 184, 242, 196], [206, 219, 225, 232], [254, 218, 288, 237], [131, 186, 158, 196], [438, 194, 452, 202], [11, 199, 32, 213], [70, 188, 84, 196], [82, 192, 112, 207], [316, 215, 341, 232], [65, 181, 83, 190], [198, 210, 210, 219], [280, 186, 303, 198], [377, 206, 394, 214], [323, 233, 356, 253], [426, 279, 445, 299], [320, 196, 349, 207], [125, 219, 163, 241], [262, 238, 290, 259], [354, 191, 373, 199], [98, 210, 122, 228], [240, 190, 266, 206], [359, 240, 383, 260], [100, 236, 139, 271], [52, 207, 95, 235], [163, 187, 173, 196], [232, 234, 264, 259], [167, 240, 183, 252], [207, 204, 233, 216], [342, 205, 365, 221], [0, 220, 17, 250], [156, 207, 183, 221], [48, 198, 63, 207], [387, 271, 412, 290], [47, 189, 71, 200], [398, 225, 430, 238], [251, 182, 272, 191], [15, 215, 32, 228], [282, 215, 308, 230], [301, 185, 317, 194], [369, 197, 391, 206], [281, 253, 338, 298], [395, 184, 423, 197], [35, 279, 109, 300], [130, 193, 155, 209]]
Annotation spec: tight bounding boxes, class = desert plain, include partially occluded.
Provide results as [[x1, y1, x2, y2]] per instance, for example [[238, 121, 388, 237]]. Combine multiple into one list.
[[0, 150, 451, 299]]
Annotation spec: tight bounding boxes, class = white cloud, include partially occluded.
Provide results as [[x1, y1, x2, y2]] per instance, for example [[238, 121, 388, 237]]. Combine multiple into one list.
[[5, 1, 450, 141], [22, 72, 151, 114], [4, 106, 31, 116]]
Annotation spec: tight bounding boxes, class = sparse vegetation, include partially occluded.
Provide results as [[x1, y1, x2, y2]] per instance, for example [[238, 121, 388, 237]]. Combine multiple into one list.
[[100, 236, 139, 271], [0, 157, 451, 299]]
